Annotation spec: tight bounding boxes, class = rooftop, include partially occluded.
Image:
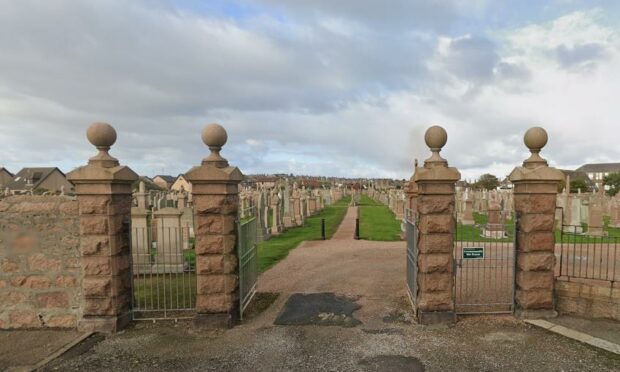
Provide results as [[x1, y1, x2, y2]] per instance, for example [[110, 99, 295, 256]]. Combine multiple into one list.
[[7, 167, 67, 190], [575, 163, 620, 173]]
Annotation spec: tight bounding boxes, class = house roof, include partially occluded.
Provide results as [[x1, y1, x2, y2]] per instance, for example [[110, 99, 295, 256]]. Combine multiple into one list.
[[0, 168, 13, 177], [575, 163, 620, 173], [7, 167, 67, 190], [559, 170, 595, 187], [154, 175, 177, 183]]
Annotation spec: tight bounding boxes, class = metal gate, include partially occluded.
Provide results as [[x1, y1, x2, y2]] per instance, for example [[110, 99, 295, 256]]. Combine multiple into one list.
[[557, 207, 620, 282], [238, 206, 258, 319], [405, 208, 418, 310], [131, 220, 196, 321], [454, 213, 516, 314]]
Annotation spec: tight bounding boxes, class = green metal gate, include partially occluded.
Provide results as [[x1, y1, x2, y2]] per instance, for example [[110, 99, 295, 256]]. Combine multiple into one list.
[[238, 206, 258, 319], [405, 208, 418, 311], [454, 213, 516, 314], [131, 222, 197, 321]]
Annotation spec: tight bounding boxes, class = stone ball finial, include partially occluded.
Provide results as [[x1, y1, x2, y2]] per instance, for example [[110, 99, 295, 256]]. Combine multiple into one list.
[[87, 122, 117, 149], [424, 125, 448, 151], [202, 123, 228, 148], [524, 126, 548, 152], [86, 122, 119, 167], [523, 126, 549, 167], [201, 123, 229, 167], [423, 125, 448, 166]]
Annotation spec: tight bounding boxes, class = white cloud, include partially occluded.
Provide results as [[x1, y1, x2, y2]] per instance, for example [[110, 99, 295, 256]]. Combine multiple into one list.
[[0, 2, 618, 181]]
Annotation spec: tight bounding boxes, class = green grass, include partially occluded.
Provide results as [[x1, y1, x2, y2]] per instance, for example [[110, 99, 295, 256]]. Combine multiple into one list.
[[457, 213, 620, 244], [358, 195, 402, 241], [133, 272, 196, 311], [555, 216, 620, 243], [258, 196, 351, 272], [456, 212, 515, 243], [183, 249, 196, 268]]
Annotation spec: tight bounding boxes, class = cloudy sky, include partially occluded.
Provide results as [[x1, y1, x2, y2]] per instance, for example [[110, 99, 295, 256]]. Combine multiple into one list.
[[1, 0, 619, 180]]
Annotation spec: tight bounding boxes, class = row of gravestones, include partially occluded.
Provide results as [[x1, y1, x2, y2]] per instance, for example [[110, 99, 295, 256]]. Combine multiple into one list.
[[557, 191, 620, 235], [129, 180, 348, 273], [366, 187, 407, 219], [239, 182, 346, 239]]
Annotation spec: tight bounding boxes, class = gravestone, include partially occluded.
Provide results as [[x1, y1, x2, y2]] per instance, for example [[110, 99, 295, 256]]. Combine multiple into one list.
[[153, 207, 184, 273], [609, 197, 620, 228], [482, 192, 506, 238], [461, 190, 475, 225], [587, 196, 606, 237]]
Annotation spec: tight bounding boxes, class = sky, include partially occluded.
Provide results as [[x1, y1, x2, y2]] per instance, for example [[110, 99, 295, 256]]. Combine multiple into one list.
[[0, 0, 619, 181]]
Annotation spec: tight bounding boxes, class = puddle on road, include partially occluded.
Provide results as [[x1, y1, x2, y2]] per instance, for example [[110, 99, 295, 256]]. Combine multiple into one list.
[[274, 292, 362, 327], [359, 355, 425, 372]]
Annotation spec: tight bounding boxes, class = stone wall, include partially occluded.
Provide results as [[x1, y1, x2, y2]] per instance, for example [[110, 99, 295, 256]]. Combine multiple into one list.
[[0, 196, 81, 329], [555, 277, 620, 321]]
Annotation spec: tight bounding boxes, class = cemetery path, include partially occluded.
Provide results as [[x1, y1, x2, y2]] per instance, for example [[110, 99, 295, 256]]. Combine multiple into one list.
[[257, 206, 408, 328]]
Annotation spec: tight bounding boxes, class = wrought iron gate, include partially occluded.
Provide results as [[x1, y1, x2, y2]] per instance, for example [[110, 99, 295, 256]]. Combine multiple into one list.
[[557, 207, 620, 282], [238, 206, 258, 319], [405, 208, 418, 310], [454, 213, 516, 314], [131, 220, 196, 321]]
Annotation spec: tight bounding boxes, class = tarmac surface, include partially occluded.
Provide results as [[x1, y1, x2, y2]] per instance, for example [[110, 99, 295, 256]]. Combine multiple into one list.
[[30, 207, 620, 371], [0, 329, 84, 371]]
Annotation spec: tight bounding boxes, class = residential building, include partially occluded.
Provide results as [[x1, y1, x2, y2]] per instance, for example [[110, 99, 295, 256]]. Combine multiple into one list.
[[0, 168, 13, 189], [171, 174, 192, 193], [559, 169, 595, 192], [575, 163, 620, 190], [7, 167, 74, 194], [152, 175, 176, 190]]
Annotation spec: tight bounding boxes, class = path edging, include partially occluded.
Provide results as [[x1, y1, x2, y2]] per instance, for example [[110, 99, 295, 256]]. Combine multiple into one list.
[[525, 319, 620, 355]]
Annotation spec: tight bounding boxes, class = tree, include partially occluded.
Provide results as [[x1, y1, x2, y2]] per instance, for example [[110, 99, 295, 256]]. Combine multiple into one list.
[[569, 179, 591, 194], [473, 174, 500, 190], [604, 172, 620, 196]]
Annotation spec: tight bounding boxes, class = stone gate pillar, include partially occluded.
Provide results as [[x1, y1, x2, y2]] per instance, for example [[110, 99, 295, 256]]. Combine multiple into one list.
[[509, 127, 562, 318], [67, 123, 138, 333], [186, 124, 243, 328], [413, 126, 460, 324]]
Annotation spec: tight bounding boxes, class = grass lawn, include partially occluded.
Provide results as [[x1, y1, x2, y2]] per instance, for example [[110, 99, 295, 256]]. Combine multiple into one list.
[[456, 212, 515, 243], [555, 216, 620, 243], [258, 196, 351, 272], [457, 213, 620, 244], [133, 272, 196, 311], [358, 195, 402, 241]]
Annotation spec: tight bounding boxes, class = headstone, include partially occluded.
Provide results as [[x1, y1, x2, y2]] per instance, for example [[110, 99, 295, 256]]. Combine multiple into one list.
[[610, 196, 620, 228], [564, 195, 583, 234], [587, 196, 606, 237], [461, 190, 475, 225], [152, 208, 184, 273], [482, 191, 506, 238]]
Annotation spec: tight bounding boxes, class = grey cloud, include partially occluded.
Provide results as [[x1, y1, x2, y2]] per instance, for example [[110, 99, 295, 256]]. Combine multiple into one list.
[[250, 0, 488, 31], [555, 42, 608, 71], [443, 36, 499, 83], [0, 0, 431, 117], [0, 1, 618, 181], [495, 62, 531, 81]]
